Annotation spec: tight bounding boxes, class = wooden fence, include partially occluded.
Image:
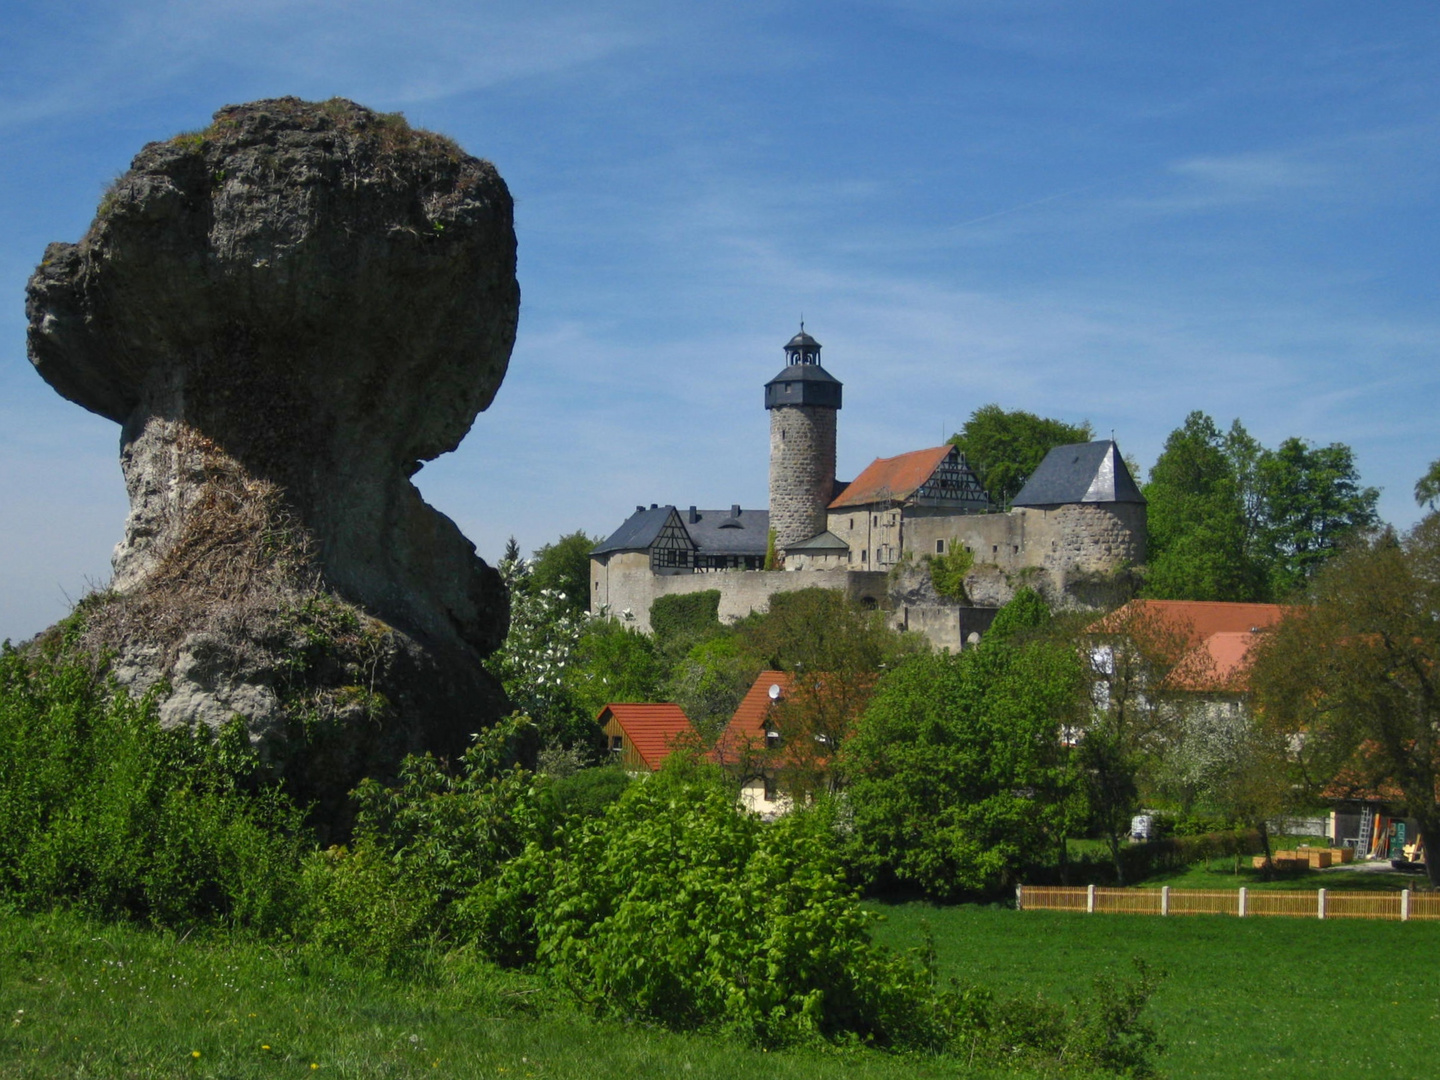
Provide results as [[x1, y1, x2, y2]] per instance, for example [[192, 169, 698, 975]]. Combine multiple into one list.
[[1017, 884, 1440, 921]]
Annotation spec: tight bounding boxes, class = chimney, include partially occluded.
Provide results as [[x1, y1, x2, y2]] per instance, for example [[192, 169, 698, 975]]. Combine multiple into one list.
[[689, 506, 699, 524], [731, 504, 741, 518]]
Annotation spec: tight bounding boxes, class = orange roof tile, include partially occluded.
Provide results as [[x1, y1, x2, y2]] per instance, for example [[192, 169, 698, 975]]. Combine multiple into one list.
[[1090, 599, 1288, 650], [828, 445, 953, 510], [711, 671, 792, 764], [598, 703, 694, 771], [1168, 631, 1264, 692]]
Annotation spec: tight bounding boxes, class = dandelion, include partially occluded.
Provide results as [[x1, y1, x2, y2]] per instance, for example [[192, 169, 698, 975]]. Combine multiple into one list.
[[191, 1051, 201, 1058]]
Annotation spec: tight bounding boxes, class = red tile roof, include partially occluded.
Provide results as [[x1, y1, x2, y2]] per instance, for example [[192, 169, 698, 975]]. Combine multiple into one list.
[[1092, 600, 1292, 693], [597, 703, 694, 771], [711, 671, 792, 764], [1168, 631, 1265, 692], [828, 445, 953, 510], [1091, 599, 1287, 650]]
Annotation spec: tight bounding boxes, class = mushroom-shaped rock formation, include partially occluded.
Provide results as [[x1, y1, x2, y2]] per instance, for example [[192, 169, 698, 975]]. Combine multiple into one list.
[[26, 98, 520, 828]]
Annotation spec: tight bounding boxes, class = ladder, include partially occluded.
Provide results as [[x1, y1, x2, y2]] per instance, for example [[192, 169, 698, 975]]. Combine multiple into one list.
[[1354, 805, 1374, 859]]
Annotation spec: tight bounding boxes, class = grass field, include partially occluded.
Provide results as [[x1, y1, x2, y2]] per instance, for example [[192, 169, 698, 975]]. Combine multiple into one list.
[[869, 902, 1440, 1080], [0, 910, 1043, 1080], [5, 904, 1438, 1078]]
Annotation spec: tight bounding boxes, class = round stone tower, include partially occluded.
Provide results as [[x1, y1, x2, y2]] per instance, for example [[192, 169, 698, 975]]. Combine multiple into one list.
[[766, 325, 842, 558]]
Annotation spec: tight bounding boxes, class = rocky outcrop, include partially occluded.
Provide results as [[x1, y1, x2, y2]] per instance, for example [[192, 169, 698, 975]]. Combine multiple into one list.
[[26, 98, 520, 827]]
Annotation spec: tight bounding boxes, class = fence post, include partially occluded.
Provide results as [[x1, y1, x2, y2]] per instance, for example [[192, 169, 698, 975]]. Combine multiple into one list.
[[1318, 888, 1326, 920], [1016, 883, 1023, 910], [1087, 884, 1096, 913], [1238, 887, 1247, 918], [1161, 886, 1169, 916], [1401, 889, 1410, 922]]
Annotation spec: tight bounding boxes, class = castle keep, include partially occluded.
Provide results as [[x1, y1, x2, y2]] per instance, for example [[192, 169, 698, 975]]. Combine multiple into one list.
[[591, 328, 1146, 649]]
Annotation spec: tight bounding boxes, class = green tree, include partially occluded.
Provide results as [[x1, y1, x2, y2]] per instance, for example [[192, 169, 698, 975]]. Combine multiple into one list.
[[1416, 459, 1440, 510], [1256, 439, 1378, 598], [530, 531, 599, 618], [1250, 515, 1440, 889], [568, 618, 664, 720], [665, 633, 759, 742], [842, 590, 1087, 899], [1142, 412, 1263, 602], [950, 404, 1093, 508]]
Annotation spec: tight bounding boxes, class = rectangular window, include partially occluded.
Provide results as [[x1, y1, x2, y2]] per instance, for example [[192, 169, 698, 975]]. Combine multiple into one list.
[[610, 735, 624, 753], [936, 539, 945, 554], [861, 549, 868, 563]]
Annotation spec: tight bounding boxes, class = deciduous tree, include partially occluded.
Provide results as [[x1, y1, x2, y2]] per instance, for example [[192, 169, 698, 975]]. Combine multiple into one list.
[[842, 590, 1087, 898], [1142, 412, 1261, 602], [1250, 515, 1440, 888], [949, 404, 1093, 508]]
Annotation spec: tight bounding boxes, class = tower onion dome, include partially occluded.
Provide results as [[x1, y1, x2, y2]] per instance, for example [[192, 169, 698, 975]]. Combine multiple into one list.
[[765, 325, 842, 410]]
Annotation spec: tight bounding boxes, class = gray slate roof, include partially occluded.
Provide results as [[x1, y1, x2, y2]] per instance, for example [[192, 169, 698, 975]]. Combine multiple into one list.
[[1011, 441, 1145, 507], [592, 505, 769, 557], [682, 506, 770, 556], [590, 506, 683, 555]]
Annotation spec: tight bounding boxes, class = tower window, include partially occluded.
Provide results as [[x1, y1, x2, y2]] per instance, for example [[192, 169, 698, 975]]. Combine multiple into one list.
[[936, 540, 945, 554], [861, 550, 868, 563]]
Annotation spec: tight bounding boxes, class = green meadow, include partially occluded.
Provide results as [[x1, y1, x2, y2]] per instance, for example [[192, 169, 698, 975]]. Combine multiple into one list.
[[5, 903, 1437, 1079], [871, 903, 1440, 1080]]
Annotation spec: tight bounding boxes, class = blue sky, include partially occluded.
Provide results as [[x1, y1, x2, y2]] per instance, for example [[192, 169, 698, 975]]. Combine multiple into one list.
[[3, 1, 1438, 641]]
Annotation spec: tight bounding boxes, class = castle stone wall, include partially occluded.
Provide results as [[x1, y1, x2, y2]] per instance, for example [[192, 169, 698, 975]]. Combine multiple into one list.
[[591, 556, 886, 632]]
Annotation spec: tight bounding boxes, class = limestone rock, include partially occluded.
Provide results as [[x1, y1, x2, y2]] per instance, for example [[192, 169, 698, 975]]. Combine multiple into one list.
[[25, 98, 520, 826]]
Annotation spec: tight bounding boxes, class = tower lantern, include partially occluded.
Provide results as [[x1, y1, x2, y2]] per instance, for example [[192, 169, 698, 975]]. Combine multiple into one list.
[[765, 324, 842, 558]]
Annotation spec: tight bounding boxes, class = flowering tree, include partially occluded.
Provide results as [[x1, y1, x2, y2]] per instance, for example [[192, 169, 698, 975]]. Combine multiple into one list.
[[486, 556, 594, 748]]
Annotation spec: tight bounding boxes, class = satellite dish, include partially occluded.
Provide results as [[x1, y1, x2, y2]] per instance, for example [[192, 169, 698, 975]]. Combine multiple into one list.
[[768, 684, 782, 700]]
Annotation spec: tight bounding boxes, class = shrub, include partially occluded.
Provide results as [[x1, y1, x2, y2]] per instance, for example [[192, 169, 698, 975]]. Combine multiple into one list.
[[649, 590, 722, 655], [0, 643, 306, 931], [521, 764, 949, 1049]]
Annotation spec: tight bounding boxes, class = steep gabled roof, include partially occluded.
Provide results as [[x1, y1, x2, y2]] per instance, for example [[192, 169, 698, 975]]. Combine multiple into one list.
[[591, 505, 690, 556], [598, 703, 694, 771], [711, 670, 792, 763], [1011, 441, 1145, 507], [829, 445, 956, 509]]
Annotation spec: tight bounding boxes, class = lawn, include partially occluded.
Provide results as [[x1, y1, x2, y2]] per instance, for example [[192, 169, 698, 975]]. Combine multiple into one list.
[[0, 910, 1036, 1080], [869, 901, 1440, 1080], [6, 903, 1438, 1079]]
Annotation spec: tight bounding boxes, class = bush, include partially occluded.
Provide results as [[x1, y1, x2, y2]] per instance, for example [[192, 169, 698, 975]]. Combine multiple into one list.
[[649, 590, 723, 655], [522, 764, 948, 1049], [0, 643, 306, 931]]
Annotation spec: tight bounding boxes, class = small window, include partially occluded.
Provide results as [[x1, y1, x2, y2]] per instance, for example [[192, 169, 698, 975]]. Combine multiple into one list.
[[872, 515, 878, 527], [766, 731, 781, 749], [849, 517, 854, 530], [762, 775, 777, 801], [992, 545, 998, 554], [861, 549, 868, 563], [936, 539, 945, 554], [610, 735, 624, 753], [1013, 545, 1019, 554]]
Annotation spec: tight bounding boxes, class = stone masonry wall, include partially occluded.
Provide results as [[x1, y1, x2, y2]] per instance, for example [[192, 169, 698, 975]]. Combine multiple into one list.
[[590, 556, 886, 632], [769, 405, 836, 554]]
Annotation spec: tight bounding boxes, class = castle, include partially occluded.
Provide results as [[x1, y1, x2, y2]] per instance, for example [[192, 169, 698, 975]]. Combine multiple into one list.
[[590, 328, 1146, 650]]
